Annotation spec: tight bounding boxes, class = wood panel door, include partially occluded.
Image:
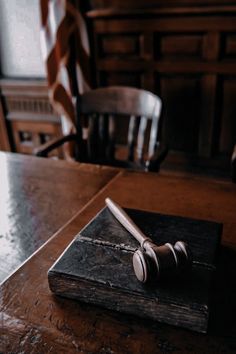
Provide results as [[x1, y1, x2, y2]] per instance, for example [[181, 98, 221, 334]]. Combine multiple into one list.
[[87, 3, 236, 175]]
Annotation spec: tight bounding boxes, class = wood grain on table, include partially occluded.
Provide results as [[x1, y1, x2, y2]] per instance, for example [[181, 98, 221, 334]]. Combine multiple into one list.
[[0, 152, 118, 283], [1, 169, 236, 353]]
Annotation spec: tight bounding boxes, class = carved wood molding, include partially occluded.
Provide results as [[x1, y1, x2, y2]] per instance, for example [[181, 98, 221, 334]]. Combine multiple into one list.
[[88, 0, 236, 18], [0, 79, 60, 123], [88, 7, 236, 19], [0, 79, 61, 154], [90, 0, 236, 9]]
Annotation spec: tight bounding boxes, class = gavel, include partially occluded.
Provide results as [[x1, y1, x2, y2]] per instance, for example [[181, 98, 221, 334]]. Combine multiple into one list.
[[105, 198, 191, 283]]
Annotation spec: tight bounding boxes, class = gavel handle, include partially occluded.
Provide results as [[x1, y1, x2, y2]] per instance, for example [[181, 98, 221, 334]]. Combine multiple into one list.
[[105, 198, 151, 247]]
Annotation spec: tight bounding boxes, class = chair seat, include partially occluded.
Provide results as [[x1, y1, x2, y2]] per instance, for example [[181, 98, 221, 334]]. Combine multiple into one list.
[[90, 158, 144, 170]]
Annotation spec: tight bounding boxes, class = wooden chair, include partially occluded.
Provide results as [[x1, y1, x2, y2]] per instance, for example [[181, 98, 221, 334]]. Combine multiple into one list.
[[35, 86, 167, 172]]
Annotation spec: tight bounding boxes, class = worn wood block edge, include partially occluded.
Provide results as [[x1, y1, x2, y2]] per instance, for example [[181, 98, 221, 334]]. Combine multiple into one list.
[[48, 270, 209, 333]]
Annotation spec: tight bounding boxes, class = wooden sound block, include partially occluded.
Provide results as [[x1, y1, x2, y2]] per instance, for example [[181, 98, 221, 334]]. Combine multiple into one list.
[[48, 207, 222, 333]]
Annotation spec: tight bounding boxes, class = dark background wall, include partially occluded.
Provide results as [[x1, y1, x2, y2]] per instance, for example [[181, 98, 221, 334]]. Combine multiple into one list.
[[87, 0, 236, 175], [1, 0, 236, 176]]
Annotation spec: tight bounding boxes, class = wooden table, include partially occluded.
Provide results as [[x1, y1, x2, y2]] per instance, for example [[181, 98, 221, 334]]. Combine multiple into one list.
[[0, 152, 118, 283], [1, 157, 236, 353]]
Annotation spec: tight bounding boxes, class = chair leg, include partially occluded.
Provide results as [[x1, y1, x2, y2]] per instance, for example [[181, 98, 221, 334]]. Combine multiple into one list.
[[146, 145, 169, 172]]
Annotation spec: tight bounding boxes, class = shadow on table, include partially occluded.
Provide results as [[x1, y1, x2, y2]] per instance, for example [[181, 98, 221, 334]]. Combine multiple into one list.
[[209, 245, 236, 337]]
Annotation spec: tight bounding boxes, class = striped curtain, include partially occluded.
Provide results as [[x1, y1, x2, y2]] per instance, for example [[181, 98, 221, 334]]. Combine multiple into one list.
[[40, 0, 91, 157]]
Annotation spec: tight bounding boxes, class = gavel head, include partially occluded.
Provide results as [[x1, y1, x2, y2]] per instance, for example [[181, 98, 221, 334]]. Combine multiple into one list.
[[132, 240, 191, 283]]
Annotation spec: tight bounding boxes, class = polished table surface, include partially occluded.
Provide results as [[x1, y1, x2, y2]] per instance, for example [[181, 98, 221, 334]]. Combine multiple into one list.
[[1, 153, 236, 353], [0, 152, 118, 283]]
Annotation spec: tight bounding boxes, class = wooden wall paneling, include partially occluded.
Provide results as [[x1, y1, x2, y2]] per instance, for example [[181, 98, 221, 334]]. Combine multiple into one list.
[[219, 76, 236, 154], [99, 70, 142, 87], [11, 120, 62, 156], [202, 31, 220, 61], [156, 32, 203, 61], [96, 29, 144, 87], [0, 79, 62, 156], [159, 73, 201, 154], [219, 31, 236, 158], [0, 99, 10, 151], [93, 16, 236, 34], [100, 34, 140, 58], [222, 32, 236, 59], [140, 31, 155, 91], [87, 4, 236, 174], [90, 0, 236, 8], [198, 75, 218, 158], [198, 31, 220, 157]]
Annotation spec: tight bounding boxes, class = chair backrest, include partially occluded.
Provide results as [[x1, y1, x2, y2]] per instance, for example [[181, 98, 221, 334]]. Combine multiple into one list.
[[76, 86, 162, 169]]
